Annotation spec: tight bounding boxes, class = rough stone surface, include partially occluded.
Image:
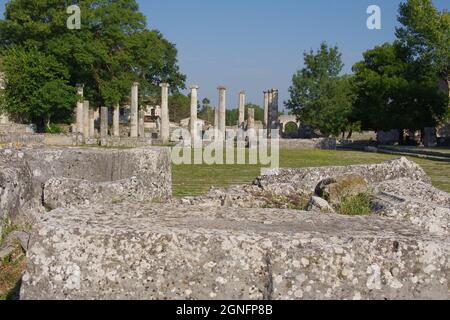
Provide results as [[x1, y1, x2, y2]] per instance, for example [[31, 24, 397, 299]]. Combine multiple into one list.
[[21, 203, 450, 300], [0, 147, 172, 228], [177, 185, 312, 210], [44, 176, 167, 210], [372, 178, 450, 237], [256, 158, 430, 193], [315, 174, 369, 205], [180, 158, 429, 210], [0, 151, 35, 232], [307, 196, 335, 214]]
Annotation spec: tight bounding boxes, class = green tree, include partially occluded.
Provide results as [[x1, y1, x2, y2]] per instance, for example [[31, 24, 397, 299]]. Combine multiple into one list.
[[285, 42, 356, 136], [169, 92, 190, 123], [0, 0, 185, 124], [199, 97, 214, 124], [396, 0, 450, 90], [225, 103, 263, 126], [352, 43, 448, 136], [0, 47, 76, 130]]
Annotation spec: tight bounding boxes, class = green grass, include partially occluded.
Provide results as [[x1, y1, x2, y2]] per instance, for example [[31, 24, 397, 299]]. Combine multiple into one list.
[[173, 149, 450, 197], [336, 193, 372, 216]]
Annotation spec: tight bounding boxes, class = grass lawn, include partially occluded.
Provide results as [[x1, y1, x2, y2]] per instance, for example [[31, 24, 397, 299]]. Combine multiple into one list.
[[173, 149, 450, 197]]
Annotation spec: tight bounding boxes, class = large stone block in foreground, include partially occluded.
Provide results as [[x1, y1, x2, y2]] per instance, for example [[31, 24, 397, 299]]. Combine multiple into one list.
[[21, 204, 449, 300], [0, 146, 172, 228]]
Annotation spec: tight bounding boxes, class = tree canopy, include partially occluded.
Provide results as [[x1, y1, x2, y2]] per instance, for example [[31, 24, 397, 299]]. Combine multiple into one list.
[[352, 43, 448, 132], [0, 0, 186, 128], [226, 103, 263, 126], [285, 0, 449, 140], [396, 0, 449, 85], [351, 0, 449, 134], [285, 42, 356, 136]]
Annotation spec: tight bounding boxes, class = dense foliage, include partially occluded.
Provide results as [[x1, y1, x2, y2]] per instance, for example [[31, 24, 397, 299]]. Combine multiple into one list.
[[0, 0, 185, 129], [285, 43, 356, 136], [286, 0, 449, 141]]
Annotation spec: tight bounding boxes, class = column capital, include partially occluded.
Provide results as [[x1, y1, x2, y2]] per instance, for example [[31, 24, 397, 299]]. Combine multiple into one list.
[[239, 90, 246, 95], [190, 85, 199, 90], [160, 83, 170, 88], [217, 85, 227, 91], [132, 82, 140, 87], [76, 83, 84, 89]]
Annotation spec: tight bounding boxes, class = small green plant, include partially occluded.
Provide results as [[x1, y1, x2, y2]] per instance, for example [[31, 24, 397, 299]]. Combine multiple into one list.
[[336, 193, 372, 216]]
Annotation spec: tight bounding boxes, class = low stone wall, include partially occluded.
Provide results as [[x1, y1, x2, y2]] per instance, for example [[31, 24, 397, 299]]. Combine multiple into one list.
[[0, 123, 36, 134], [20, 202, 450, 300], [279, 138, 336, 150], [100, 137, 153, 148], [43, 134, 77, 146], [0, 133, 45, 145]]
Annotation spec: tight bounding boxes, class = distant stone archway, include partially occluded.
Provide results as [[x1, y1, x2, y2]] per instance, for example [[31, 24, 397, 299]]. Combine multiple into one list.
[[279, 115, 300, 134]]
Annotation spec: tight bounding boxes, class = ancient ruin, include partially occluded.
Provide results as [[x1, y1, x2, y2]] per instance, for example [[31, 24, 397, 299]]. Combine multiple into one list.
[[0, 148, 447, 300]]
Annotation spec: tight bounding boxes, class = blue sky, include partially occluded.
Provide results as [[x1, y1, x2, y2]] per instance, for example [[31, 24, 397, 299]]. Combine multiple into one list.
[[0, 0, 448, 111]]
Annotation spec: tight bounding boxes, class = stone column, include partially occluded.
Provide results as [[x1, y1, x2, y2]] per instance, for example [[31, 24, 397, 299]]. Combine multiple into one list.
[[247, 108, 255, 130], [238, 90, 245, 128], [267, 90, 273, 137], [268, 89, 279, 137], [190, 85, 199, 143], [271, 89, 279, 129], [160, 83, 170, 144], [214, 107, 219, 129], [83, 100, 90, 139], [76, 84, 84, 134], [113, 104, 120, 137], [217, 86, 226, 139], [263, 91, 269, 129], [130, 82, 139, 138], [89, 108, 95, 138], [100, 107, 108, 138], [139, 110, 145, 138]]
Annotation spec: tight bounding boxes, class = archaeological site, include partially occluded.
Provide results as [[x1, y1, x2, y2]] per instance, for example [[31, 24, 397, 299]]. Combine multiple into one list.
[[0, 0, 449, 303]]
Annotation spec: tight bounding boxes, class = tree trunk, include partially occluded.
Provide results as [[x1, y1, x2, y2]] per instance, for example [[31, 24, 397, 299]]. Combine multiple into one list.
[[346, 130, 353, 140]]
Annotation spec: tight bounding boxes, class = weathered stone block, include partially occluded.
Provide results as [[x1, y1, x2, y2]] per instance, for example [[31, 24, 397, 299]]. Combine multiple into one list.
[[0, 147, 172, 228], [256, 158, 430, 192], [21, 203, 450, 300], [315, 174, 369, 205]]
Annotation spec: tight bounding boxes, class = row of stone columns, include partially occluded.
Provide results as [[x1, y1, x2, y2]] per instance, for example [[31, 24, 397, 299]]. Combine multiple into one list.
[[74, 83, 278, 144]]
